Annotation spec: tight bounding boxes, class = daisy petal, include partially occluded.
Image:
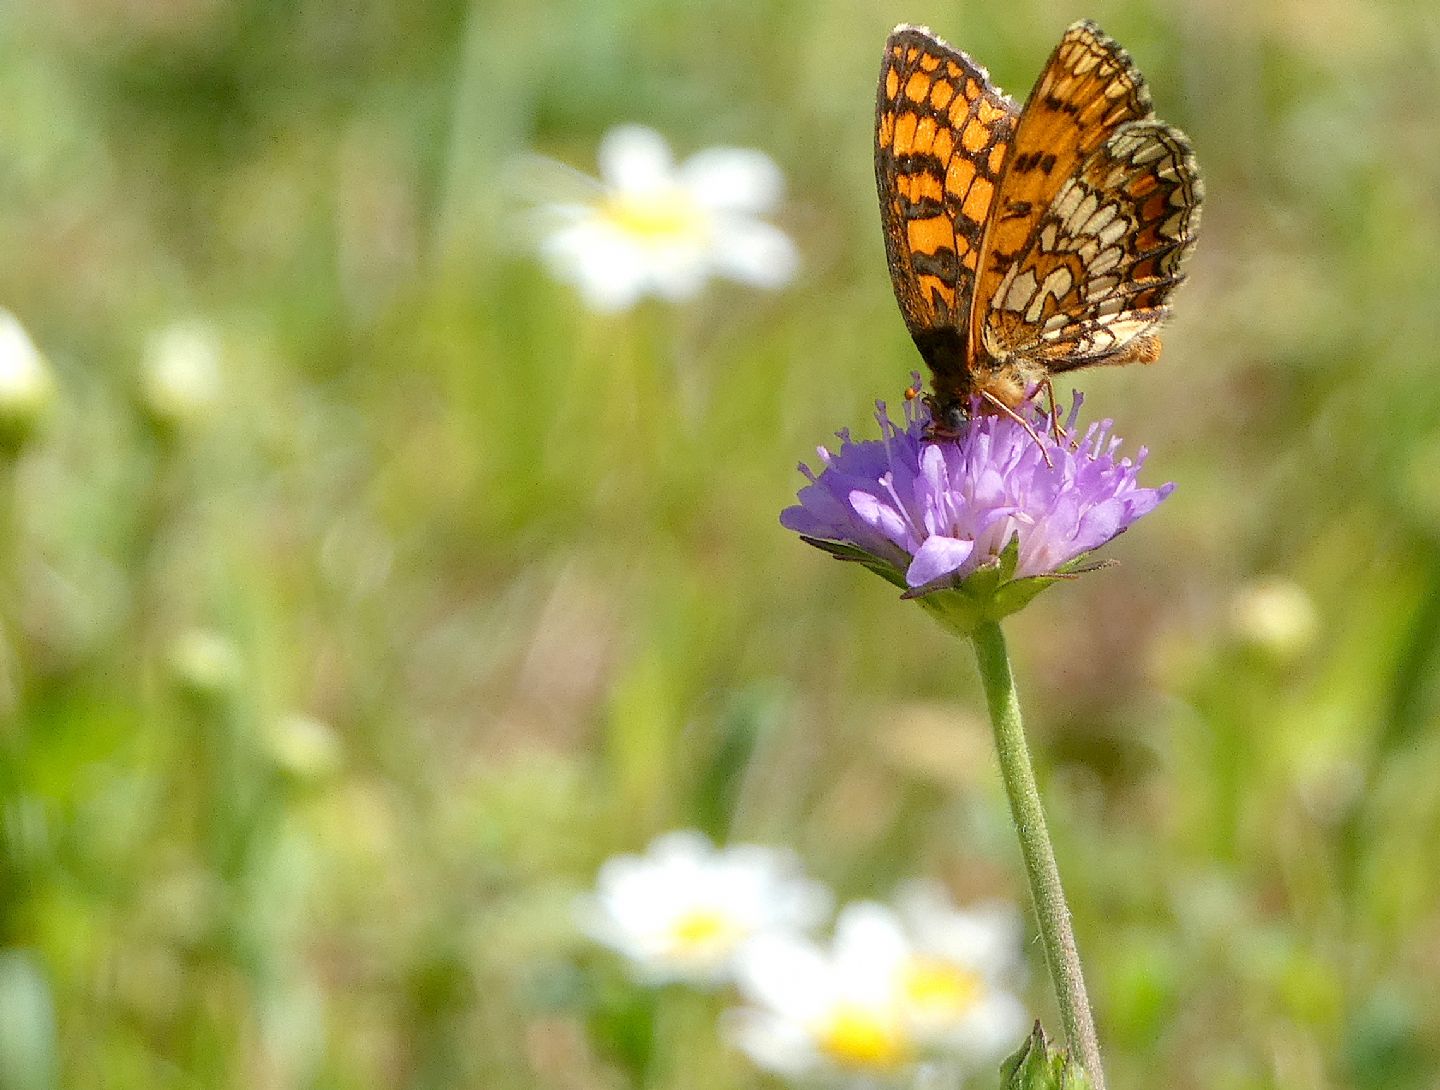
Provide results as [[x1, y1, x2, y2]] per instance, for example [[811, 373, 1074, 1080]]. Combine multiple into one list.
[[680, 147, 786, 212], [709, 218, 799, 289], [597, 125, 674, 195]]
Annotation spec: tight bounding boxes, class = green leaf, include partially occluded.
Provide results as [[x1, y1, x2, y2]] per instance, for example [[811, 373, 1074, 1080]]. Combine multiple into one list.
[[997, 1023, 1092, 1090]]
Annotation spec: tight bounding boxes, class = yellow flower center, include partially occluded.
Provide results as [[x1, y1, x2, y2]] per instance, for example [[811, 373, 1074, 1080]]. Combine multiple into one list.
[[666, 907, 742, 960], [816, 1002, 911, 1070], [600, 190, 710, 245], [900, 957, 984, 1020]]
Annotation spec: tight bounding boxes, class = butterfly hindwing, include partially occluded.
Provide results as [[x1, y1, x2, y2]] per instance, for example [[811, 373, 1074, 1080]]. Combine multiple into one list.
[[876, 26, 1017, 387], [983, 119, 1203, 366]]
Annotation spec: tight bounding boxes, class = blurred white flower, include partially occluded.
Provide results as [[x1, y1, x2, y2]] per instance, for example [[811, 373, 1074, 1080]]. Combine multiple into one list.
[[0, 310, 54, 453], [528, 125, 798, 312], [140, 320, 223, 431], [729, 895, 1025, 1081], [580, 830, 830, 986]]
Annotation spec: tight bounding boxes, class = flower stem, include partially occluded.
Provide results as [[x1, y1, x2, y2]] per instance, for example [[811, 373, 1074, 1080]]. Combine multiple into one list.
[[970, 620, 1106, 1090]]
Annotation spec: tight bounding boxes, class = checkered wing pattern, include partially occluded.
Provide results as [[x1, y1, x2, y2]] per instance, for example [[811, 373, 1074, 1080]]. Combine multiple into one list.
[[875, 26, 1018, 392]]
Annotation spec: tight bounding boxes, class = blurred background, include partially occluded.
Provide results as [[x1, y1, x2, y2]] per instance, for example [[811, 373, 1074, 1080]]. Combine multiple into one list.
[[1, 0, 1439, 1086]]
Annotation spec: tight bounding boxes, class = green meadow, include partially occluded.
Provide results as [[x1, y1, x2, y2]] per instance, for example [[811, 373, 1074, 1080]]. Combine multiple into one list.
[[1, 0, 1438, 1086]]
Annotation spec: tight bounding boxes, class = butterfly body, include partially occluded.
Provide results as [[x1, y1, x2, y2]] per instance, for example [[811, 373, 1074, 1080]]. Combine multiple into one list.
[[875, 21, 1201, 427]]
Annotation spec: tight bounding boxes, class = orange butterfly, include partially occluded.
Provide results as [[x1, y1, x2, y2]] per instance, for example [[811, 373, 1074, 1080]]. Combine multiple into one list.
[[875, 21, 1202, 433]]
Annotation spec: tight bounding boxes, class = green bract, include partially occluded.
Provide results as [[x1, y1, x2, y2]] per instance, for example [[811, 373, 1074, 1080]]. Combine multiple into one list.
[[800, 533, 1111, 637], [998, 1023, 1093, 1090]]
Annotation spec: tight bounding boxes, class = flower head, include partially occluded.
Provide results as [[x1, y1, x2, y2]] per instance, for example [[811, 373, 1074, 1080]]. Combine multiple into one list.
[[781, 383, 1172, 630], [526, 125, 798, 312], [580, 830, 830, 986], [728, 897, 1025, 1081]]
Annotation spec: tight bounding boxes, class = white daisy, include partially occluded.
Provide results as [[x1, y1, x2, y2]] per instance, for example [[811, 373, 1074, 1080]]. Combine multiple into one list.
[[527, 125, 799, 312], [730, 903, 917, 1081], [890, 882, 1028, 1063], [729, 894, 1026, 1082], [581, 830, 830, 986]]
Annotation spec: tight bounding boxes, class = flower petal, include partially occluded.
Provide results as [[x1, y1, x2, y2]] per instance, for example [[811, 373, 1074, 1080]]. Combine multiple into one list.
[[597, 125, 674, 195], [849, 490, 913, 547], [679, 147, 785, 212], [708, 217, 798, 289], [906, 535, 975, 588], [540, 221, 651, 311]]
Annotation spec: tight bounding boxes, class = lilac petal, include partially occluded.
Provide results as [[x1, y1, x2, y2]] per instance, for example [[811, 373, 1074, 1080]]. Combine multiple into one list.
[[779, 503, 825, 537], [849, 490, 913, 545], [906, 535, 975, 587]]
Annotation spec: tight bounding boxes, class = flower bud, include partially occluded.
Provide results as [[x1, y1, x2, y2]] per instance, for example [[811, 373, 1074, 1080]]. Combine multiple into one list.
[[139, 321, 222, 436], [0, 311, 55, 456], [266, 713, 342, 782], [1227, 577, 1318, 661], [168, 628, 243, 704]]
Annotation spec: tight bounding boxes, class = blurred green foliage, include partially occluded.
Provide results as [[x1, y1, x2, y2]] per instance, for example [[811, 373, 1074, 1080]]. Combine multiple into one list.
[[1, 0, 1439, 1087]]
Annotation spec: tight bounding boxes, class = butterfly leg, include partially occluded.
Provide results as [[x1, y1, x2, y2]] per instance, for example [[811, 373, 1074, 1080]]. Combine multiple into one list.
[[1037, 378, 1067, 444], [980, 390, 1054, 468]]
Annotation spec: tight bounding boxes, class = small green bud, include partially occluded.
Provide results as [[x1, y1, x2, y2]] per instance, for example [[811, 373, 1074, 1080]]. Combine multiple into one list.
[[998, 1023, 1091, 1090], [1227, 576, 1318, 660], [266, 713, 342, 782], [0, 311, 55, 457], [168, 628, 243, 703], [139, 321, 222, 436]]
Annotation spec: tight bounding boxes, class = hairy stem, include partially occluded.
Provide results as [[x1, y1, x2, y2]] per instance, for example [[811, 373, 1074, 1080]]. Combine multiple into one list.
[[971, 620, 1106, 1090]]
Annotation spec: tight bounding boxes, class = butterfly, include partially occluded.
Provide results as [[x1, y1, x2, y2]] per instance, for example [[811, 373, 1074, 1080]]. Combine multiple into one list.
[[875, 20, 1202, 433]]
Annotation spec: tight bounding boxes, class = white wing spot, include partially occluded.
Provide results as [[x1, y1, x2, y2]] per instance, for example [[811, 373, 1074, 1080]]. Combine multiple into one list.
[[1159, 211, 1186, 238], [1025, 266, 1074, 323], [1001, 268, 1039, 313], [1097, 217, 1128, 246], [1052, 183, 1085, 222], [1130, 139, 1168, 165], [1083, 273, 1120, 299], [1079, 201, 1120, 237], [1089, 247, 1123, 275], [1067, 191, 1100, 231]]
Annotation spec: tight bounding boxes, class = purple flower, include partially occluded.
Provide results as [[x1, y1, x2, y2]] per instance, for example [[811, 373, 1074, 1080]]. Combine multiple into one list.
[[781, 383, 1172, 617]]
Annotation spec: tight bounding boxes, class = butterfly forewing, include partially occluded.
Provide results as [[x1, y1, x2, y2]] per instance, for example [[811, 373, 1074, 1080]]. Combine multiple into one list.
[[875, 26, 1017, 389], [970, 22, 1159, 356]]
